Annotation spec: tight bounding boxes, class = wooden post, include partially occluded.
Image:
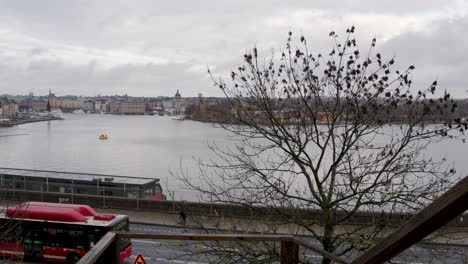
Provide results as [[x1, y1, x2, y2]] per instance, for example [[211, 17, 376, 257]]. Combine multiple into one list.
[[114, 237, 120, 264], [281, 241, 299, 264], [71, 179, 74, 204], [77, 232, 117, 264]]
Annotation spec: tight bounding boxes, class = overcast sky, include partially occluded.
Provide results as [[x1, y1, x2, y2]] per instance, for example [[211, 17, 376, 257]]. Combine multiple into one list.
[[0, 0, 467, 97]]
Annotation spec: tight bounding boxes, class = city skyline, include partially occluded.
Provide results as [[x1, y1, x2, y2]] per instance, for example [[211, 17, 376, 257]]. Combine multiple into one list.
[[0, 0, 467, 97]]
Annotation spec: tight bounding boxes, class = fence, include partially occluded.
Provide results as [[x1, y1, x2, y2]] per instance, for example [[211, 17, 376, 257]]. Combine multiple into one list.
[[1, 187, 467, 229]]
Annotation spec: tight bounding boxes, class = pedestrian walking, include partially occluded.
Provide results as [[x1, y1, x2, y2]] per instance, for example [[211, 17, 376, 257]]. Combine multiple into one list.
[[179, 210, 187, 225]]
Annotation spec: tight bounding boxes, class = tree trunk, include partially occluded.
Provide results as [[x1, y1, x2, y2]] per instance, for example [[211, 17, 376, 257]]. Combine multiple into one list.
[[321, 210, 335, 264]]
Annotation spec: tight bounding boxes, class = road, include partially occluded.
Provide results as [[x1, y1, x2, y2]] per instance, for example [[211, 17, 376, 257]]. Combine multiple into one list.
[[125, 223, 209, 264], [3, 223, 467, 263], [126, 223, 468, 264]]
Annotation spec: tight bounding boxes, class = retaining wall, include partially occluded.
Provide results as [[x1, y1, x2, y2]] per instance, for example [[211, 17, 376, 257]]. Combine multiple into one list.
[[1, 189, 466, 228]]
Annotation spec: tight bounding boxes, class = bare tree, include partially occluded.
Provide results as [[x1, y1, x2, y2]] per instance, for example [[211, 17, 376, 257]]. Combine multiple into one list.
[[179, 27, 467, 263], [0, 200, 26, 263]]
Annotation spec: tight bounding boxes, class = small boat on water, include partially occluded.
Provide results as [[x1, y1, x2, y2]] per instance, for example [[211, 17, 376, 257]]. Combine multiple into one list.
[[50, 109, 64, 119], [172, 115, 185, 121], [99, 135, 108, 140], [72, 109, 85, 114]]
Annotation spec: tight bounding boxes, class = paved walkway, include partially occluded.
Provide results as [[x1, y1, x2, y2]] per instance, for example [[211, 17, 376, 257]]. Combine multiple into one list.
[[3, 201, 467, 246], [96, 207, 468, 246]]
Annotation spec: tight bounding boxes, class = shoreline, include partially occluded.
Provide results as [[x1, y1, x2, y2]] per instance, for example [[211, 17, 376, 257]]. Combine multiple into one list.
[[0, 117, 63, 127], [187, 117, 450, 126]]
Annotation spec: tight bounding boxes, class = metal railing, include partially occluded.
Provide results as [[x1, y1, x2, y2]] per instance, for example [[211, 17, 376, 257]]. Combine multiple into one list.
[[1, 187, 467, 230]]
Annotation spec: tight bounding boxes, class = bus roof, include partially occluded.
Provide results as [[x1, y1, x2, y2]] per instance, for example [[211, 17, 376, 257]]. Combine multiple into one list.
[[0, 167, 158, 185], [2, 202, 127, 227]]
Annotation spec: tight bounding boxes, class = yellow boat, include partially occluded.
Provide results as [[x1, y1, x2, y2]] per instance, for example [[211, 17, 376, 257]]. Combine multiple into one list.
[[99, 135, 108, 140]]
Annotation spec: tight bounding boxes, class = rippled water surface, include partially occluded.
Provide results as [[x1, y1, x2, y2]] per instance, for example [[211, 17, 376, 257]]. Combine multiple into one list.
[[0, 114, 231, 199], [0, 114, 466, 200]]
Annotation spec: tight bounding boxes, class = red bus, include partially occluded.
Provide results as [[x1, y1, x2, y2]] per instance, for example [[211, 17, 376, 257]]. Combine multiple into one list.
[[0, 202, 132, 264]]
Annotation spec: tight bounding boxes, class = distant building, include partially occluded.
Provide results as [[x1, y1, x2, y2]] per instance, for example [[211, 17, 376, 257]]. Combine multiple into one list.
[[48, 90, 62, 109], [164, 90, 185, 115], [0, 97, 18, 118], [174, 90, 181, 100], [120, 101, 146, 114], [61, 100, 84, 111], [94, 100, 103, 112], [31, 100, 47, 112], [109, 101, 146, 115], [83, 100, 95, 113]]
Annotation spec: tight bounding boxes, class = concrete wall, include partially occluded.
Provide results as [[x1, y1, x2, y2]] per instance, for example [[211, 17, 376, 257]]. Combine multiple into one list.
[[2, 188, 466, 229]]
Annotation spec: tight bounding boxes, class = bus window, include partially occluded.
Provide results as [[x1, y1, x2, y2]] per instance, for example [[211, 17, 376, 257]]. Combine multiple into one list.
[[88, 234, 97, 248], [111, 219, 129, 232], [44, 228, 60, 247], [0, 219, 22, 243], [47, 228, 56, 236], [1, 202, 134, 264], [111, 218, 131, 251], [67, 230, 87, 249]]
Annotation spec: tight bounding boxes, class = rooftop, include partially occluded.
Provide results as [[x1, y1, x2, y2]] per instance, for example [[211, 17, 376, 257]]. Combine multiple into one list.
[[0, 167, 158, 185], [1, 202, 127, 226]]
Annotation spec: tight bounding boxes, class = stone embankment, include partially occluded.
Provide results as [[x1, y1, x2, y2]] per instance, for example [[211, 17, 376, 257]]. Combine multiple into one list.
[[0, 117, 62, 127]]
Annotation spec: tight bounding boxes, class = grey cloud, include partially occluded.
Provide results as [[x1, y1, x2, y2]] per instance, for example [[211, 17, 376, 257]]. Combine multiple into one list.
[[27, 47, 48, 56], [0, 0, 466, 97], [0, 58, 215, 97], [381, 16, 468, 97]]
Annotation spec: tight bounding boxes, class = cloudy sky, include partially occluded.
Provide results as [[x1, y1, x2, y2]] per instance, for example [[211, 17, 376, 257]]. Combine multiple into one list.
[[0, 0, 467, 97]]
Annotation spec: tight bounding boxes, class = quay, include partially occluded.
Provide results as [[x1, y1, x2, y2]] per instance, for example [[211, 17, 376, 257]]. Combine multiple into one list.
[[1, 168, 466, 232], [0, 116, 62, 127]]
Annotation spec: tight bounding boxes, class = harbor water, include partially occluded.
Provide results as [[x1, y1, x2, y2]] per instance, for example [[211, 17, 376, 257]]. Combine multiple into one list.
[[0, 113, 466, 201]]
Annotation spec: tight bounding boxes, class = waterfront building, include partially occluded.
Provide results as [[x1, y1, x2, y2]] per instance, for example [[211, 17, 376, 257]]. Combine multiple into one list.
[[94, 100, 103, 112], [48, 90, 62, 109], [0, 97, 19, 118], [61, 100, 84, 111], [161, 90, 186, 116], [83, 100, 95, 113], [31, 100, 48, 112], [109, 100, 146, 115], [119, 101, 146, 114]]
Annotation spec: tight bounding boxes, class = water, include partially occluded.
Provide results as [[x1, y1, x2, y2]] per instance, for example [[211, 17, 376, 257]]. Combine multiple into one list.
[[0, 114, 230, 200], [0, 114, 466, 201]]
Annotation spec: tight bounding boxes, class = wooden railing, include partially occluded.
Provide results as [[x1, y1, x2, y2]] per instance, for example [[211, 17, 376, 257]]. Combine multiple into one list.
[[77, 176, 468, 264], [351, 175, 468, 264], [77, 232, 348, 264]]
